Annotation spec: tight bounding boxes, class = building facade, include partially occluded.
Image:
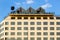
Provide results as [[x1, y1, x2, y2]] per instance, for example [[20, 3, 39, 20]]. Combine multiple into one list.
[[0, 7, 60, 40]]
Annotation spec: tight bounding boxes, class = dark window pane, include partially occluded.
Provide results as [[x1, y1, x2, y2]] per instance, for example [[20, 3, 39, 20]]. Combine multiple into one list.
[[37, 22, 41, 25], [50, 22, 54, 25], [17, 27, 21, 30]]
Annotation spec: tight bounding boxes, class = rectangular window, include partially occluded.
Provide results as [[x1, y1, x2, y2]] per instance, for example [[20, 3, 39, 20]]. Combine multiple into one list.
[[37, 27, 41, 30], [5, 27, 8, 30], [37, 32, 41, 35], [24, 22, 28, 25], [30, 37, 34, 40], [37, 37, 41, 40], [57, 32, 60, 35], [56, 27, 60, 30], [50, 17, 54, 19], [50, 37, 54, 40], [43, 17, 47, 19], [57, 37, 60, 40], [37, 22, 41, 25], [56, 22, 60, 25], [37, 17, 41, 19], [17, 37, 22, 40], [5, 32, 8, 35], [17, 32, 21, 35], [24, 37, 28, 40], [17, 27, 22, 30], [17, 22, 21, 25], [43, 32, 48, 35], [10, 38, 15, 40], [5, 22, 9, 25], [30, 17, 34, 19], [43, 22, 48, 25], [5, 37, 9, 40], [24, 32, 28, 35], [11, 32, 15, 35], [50, 22, 54, 25], [11, 27, 15, 30], [24, 17, 28, 19], [17, 17, 22, 19], [11, 22, 15, 25], [50, 27, 54, 30], [24, 27, 28, 30], [30, 22, 35, 25], [30, 32, 35, 35], [50, 32, 54, 35], [43, 27, 48, 30], [11, 17, 15, 19], [56, 17, 60, 19], [30, 27, 35, 30], [43, 37, 48, 40]]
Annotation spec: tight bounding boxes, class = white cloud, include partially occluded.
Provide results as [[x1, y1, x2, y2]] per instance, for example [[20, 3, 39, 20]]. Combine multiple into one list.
[[41, 3, 52, 9], [26, 0, 34, 4]]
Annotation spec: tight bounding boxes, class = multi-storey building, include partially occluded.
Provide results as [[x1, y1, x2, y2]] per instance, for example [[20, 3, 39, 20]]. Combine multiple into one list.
[[0, 7, 60, 40]]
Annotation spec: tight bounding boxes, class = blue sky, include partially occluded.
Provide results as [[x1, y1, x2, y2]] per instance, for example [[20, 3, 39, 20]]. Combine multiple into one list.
[[0, 0, 60, 22]]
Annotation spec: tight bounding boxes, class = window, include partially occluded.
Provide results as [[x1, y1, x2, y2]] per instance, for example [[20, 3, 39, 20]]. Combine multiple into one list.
[[56, 27, 60, 30], [17, 32, 21, 35], [56, 22, 60, 25], [50, 27, 54, 30], [30, 37, 34, 40], [5, 22, 9, 25], [43, 22, 48, 25], [30, 32, 35, 35], [43, 27, 48, 30], [43, 32, 48, 35], [24, 27, 28, 30], [50, 17, 54, 19], [17, 22, 21, 25], [37, 27, 41, 30], [11, 27, 15, 30], [37, 17, 41, 19], [30, 27, 35, 30], [11, 22, 15, 25], [24, 37, 28, 40], [17, 27, 21, 30], [57, 32, 60, 35], [50, 37, 54, 40], [50, 22, 54, 25], [37, 22, 41, 25], [37, 37, 41, 40], [43, 37, 48, 40], [24, 22, 28, 25], [24, 32, 28, 35], [17, 37, 22, 40], [50, 32, 54, 35], [5, 37, 8, 40], [11, 32, 15, 35], [11, 17, 15, 19], [5, 32, 8, 35], [10, 38, 15, 40], [37, 32, 41, 35], [5, 27, 8, 30], [57, 37, 60, 40], [43, 17, 47, 19], [17, 17, 22, 19], [24, 17, 28, 19], [30, 22, 35, 25], [56, 17, 60, 19], [30, 17, 34, 19]]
